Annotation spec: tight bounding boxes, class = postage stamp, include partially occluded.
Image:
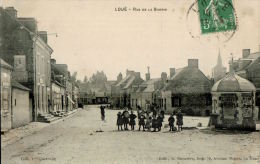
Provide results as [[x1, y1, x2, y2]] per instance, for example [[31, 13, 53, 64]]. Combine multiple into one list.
[[198, 0, 237, 34]]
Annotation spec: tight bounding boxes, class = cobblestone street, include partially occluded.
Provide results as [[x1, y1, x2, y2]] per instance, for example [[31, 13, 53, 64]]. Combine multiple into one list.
[[1, 106, 260, 164]]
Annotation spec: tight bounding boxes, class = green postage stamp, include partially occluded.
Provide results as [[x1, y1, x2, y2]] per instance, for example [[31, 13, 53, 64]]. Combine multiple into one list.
[[198, 0, 237, 34]]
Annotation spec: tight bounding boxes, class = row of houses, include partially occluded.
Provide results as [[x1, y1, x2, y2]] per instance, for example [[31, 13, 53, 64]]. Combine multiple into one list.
[[0, 7, 79, 133], [111, 59, 212, 116], [106, 48, 260, 118]]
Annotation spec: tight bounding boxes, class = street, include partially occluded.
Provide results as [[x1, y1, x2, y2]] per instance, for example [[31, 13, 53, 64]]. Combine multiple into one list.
[[1, 106, 260, 164]]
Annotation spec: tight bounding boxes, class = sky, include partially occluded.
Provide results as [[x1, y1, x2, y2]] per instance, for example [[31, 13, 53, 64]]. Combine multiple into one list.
[[2, 0, 260, 80]]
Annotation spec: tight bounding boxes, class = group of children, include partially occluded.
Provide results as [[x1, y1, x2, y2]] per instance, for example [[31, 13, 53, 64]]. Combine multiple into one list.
[[116, 108, 183, 132]]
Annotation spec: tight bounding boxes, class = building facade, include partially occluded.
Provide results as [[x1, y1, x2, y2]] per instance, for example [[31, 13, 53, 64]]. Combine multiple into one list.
[[11, 80, 31, 128], [162, 59, 213, 115], [231, 48, 260, 120], [0, 7, 53, 121], [1, 59, 13, 132]]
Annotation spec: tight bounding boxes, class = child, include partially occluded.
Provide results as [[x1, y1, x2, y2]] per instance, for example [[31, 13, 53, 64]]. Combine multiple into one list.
[[129, 111, 137, 130], [152, 116, 158, 132], [157, 114, 163, 131], [122, 108, 130, 130], [117, 112, 123, 131], [145, 117, 152, 132], [168, 114, 175, 131], [138, 114, 145, 131], [176, 110, 183, 131]]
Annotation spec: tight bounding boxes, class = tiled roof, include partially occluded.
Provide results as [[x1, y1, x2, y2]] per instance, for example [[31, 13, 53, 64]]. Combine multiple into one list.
[[11, 80, 30, 91], [0, 58, 13, 70], [166, 67, 212, 94]]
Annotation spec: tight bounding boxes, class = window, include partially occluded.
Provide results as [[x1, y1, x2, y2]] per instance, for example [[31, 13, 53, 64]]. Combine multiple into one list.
[[171, 97, 181, 107]]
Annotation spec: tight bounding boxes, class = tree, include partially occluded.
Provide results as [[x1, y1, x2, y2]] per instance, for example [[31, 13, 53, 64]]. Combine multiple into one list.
[[89, 71, 107, 88], [83, 76, 88, 83]]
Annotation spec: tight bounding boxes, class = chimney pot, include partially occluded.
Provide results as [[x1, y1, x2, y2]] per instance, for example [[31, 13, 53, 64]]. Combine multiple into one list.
[[188, 59, 199, 68], [242, 49, 250, 58], [5, 7, 17, 18]]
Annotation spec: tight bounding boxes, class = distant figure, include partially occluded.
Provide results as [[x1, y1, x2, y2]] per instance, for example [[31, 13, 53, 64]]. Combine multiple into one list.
[[100, 105, 105, 121], [129, 111, 137, 130], [157, 114, 163, 131], [152, 116, 158, 132], [122, 108, 130, 130], [176, 110, 183, 131], [117, 112, 123, 130], [168, 114, 175, 131], [160, 110, 165, 122], [146, 117, 152, 131], [138, 113, 146, 131]]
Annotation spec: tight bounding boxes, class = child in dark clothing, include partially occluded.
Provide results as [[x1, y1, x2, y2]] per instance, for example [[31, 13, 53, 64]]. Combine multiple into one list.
[[168, 114, 175, 131], [129, 111, 137, 130], [157, 115, 163, 131], [152, 116, 158, 132], [117, 112, 123, 131], [176, 111, 183, 131], [138, 114, 145, 131], [146, 117, 152, 131], [122, 109, 130, 130]]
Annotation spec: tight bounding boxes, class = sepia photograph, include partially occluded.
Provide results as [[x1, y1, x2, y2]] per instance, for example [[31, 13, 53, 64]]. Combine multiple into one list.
[[0, 0, 260, 163]]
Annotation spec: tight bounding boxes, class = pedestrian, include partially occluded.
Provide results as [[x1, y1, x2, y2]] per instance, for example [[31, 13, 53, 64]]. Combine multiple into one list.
[[157, 114, 163, 131], [117, 112, 123, 131], [145, 116, 152, 131], [122, 108, 130, 130], [100, 105, 105, 121], [160, 110, 165, 122], [138, 113, 145, 131], [129, 111, 137, 130], [176, 110, 183, 131], [168, 114, 175, 131], [152, 115, 158, 132]]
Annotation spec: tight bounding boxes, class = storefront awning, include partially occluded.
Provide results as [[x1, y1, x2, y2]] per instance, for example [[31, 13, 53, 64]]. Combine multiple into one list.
[[67, 96, 75, 104]]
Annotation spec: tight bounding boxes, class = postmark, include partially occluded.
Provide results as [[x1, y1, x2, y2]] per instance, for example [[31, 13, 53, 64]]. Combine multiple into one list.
[[186, 0, 238, 43], [198, 0, 237, 34]]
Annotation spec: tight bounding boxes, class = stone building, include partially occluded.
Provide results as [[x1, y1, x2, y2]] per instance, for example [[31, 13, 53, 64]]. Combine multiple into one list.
[[231, 48, 260, 120], [11, 80, 31, 128], [111, 70, 144, 108], [162, 59, 212, 115], [0, 7, 53, 121], [212, 50, 227, 82], [50, 59, 66, 115], [130, 68, 166, 110], [1, 59, 13, 132]]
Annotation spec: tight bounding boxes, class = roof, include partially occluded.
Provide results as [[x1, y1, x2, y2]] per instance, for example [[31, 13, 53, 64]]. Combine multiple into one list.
[[212, 72, 256, 92], [11, 80, 30, 91], [0, 59, 13, 70], [166, 67, 212, 94], [235, 52, 260, 71], [137, 78, 161, 93], [169, 68, 185, 80]]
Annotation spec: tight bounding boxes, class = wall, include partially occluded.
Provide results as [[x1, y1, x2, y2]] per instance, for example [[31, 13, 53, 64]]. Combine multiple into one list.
[[11, 88, 30, 128], [1, 67, 12, 131]]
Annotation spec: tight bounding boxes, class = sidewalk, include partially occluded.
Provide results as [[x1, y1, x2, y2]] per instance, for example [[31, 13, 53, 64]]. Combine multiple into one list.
[[1, 108, 79, 148]]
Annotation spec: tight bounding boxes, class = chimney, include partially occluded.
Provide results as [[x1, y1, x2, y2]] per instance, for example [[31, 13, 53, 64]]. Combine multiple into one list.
[[134, 72, 141, 78], [117, 73, 122, 82], [242, 49, 250, 58], [188, 59, 199, 68], [5, 7, 17, 18], [170, 68, 175, 77], [51, 59, 56, 64], [18, 18, 38, 33], [38, 31, 48, 44], [145, 66, 150, 81], [161, 72, 167, 82]]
